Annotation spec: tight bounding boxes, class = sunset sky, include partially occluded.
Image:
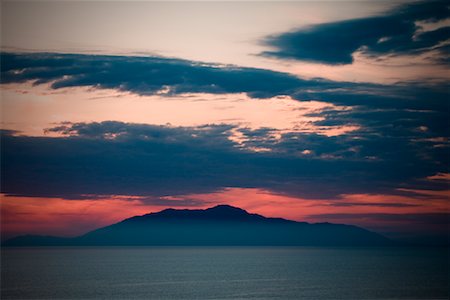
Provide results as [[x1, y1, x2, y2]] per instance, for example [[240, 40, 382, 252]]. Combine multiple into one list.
[[1, 0, 449, 244]]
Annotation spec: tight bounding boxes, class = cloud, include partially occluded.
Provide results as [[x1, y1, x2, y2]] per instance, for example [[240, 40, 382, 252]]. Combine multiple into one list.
[[1, 52, 307, 99], [1, 52, 448, 203], [261, 0, 449, 65], [1, 121, 448, 201], [2, 53, 448, 158], [2, 52, 448, 112], [427, 172, 450, 181]]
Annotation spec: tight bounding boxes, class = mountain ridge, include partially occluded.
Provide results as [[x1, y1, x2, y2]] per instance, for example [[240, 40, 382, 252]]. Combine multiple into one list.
[[2, 205, 396, 247]]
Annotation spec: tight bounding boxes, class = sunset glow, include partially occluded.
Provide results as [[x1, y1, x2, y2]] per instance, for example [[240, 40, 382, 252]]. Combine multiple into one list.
[[1, 0, 449, 245]]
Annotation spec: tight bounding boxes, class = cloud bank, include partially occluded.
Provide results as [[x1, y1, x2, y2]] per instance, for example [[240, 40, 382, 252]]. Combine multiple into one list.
[[1, 121, 448, 201], [1, 51, 448, 202]]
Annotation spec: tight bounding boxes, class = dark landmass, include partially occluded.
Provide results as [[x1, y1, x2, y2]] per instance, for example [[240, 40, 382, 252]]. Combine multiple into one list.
[[2, 205, 396, 246]]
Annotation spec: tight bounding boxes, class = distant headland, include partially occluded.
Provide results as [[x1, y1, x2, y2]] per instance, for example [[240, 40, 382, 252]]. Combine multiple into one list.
[[2, 205, 395, 247]]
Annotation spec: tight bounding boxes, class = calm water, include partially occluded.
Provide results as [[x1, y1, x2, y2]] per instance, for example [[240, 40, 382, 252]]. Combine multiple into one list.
[[1, 247, 448, 299]]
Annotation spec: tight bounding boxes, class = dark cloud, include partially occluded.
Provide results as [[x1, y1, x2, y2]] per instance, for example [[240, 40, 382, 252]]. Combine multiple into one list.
[[2, 51, 448, 113], [0, 52, 448, 206], [1, 52, 307, 99], [261, 0, 450, 64], [1, 121, 448, 201]]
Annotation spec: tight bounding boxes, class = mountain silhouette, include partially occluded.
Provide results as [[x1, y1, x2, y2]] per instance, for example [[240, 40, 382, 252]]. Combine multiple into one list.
[[2, 205, 395, 246]]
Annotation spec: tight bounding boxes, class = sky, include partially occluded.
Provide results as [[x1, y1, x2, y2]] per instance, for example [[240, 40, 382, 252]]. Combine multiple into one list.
[[1, 0, 449, 244]]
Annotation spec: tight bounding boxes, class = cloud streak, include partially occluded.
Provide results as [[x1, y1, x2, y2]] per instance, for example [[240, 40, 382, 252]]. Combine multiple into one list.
[[2, 52, 448, 110], [1, 52, 307, 99], [261, 0, 449, 65]]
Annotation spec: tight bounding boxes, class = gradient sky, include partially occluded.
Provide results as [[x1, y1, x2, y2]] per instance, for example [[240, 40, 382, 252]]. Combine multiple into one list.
[[1, 0, 449, 244]]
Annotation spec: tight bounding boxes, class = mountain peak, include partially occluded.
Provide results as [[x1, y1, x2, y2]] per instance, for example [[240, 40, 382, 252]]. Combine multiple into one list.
[[206, 204, 247, 213], [147, 205, 250, 218]]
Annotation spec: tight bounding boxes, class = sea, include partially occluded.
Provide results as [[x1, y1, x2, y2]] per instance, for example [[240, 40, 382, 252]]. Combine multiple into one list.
[[1, 247, 448, 299]]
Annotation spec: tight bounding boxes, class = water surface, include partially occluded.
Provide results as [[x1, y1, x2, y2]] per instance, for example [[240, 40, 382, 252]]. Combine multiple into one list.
[[1, 247, 448, 299]]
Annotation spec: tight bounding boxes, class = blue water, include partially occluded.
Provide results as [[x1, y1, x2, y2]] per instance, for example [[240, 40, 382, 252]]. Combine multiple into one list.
[[1, 247, 448, 299]]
